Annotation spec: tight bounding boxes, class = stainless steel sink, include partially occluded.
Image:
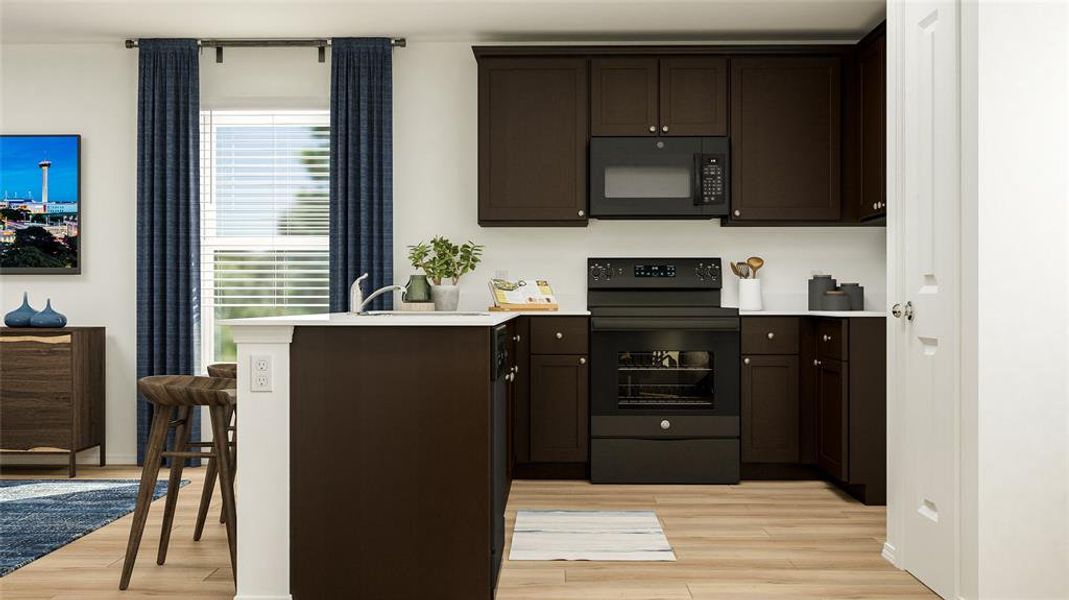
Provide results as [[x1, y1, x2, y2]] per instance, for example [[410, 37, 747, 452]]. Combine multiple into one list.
[[361, 310, 489, 317]]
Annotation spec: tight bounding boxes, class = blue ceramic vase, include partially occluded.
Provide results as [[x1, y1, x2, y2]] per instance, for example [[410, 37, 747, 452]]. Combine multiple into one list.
[[29, 299, 67, 328], [4, 292, 37, 327]]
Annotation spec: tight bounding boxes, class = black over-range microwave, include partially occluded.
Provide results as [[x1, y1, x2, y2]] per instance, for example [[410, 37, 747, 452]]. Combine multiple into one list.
[[589, 136, 729, 219]]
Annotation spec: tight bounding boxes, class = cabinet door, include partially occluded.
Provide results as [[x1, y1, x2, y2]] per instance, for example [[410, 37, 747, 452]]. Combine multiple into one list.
[[659, 57, 728, 136], [511, 318, 531, 464], [530, 354, 589, 463], [0, 334, 73, 450], [741, 355, 800, 463], [590, 57, 659, 136], [478, 57, 589, 224], [730, 56, 842, 221], [857, 29, 887, 220], [816, 358, 849, 480]]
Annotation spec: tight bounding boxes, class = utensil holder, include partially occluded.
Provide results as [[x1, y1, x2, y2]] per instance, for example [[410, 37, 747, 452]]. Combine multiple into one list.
[[739, 278, 763, 311]]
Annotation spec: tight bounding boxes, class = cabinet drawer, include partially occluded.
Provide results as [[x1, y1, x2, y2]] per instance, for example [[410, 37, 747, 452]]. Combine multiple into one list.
[[741, 317, 800, 354], [816, 319, 848, 361], [530, 317, 589, 355]]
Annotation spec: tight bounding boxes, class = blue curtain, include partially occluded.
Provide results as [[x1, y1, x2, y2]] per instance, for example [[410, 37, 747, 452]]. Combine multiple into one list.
[[135, 39, 200, 464], [329, 38, 394, 312]]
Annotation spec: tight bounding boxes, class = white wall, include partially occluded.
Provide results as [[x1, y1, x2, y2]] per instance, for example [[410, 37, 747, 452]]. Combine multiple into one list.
[[1, 43, 139, 464], [393, 42, 886, 311], [973, 2, 1069, 598]]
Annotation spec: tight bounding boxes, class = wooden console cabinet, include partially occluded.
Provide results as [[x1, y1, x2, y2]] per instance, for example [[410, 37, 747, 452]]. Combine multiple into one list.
[[0, 327, 106, 476]]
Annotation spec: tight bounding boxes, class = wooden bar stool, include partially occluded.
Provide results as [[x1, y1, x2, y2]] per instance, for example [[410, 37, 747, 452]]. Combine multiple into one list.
[[120, 375, 237, 590], [194, 362, 238, 540]]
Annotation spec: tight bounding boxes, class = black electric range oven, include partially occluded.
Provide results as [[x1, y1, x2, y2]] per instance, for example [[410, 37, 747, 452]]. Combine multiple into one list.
[[588, 257, 740, 484]]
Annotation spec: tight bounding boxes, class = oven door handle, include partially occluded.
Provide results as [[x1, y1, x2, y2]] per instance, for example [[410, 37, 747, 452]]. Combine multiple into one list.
[[590, 317, 740, 331]]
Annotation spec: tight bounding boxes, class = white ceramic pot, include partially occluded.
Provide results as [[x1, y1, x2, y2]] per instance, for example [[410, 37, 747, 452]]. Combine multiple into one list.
[[738, 278, 763, 311], [430, 284, 460, 311]]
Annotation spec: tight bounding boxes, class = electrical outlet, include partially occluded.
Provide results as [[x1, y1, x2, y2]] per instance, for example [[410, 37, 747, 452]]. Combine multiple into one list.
[[251, 355, 272, 392]]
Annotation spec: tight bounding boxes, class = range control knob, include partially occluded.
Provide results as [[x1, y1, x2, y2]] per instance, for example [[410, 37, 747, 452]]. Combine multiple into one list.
[[695, 262, 719, 281], [589, 263, 612, 281]]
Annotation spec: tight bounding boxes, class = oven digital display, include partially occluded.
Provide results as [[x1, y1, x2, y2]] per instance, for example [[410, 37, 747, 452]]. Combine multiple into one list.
[[634, 264, 676, 278]]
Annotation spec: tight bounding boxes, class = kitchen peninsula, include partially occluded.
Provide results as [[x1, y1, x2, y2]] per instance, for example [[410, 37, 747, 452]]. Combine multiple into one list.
[[224, 311, 584, 600]]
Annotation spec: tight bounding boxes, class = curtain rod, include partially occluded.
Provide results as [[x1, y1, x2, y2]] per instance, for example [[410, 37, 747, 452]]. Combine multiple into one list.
[[124, 38, 405, 63], [123, 38, 406, 48]]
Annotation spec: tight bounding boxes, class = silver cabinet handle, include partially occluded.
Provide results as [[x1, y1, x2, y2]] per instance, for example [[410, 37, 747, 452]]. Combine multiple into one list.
[[512, 365, 519, 373], [873, 202, 879, 210], [648, 125, 656, 133], [660, 419, 671, 430], [766, 332, 775, 340], [733, 209, 741, 217], [579, 357, 587, 365], [513, 334, 520, 342], [505, 372, 514, 382], [555, 332, 563, 339], [661, 125, 669, 133], [577, 209, 585, 217], [743, 357, 751, 365], [814, 359, 821, 366], [822, 334, 831, 342]]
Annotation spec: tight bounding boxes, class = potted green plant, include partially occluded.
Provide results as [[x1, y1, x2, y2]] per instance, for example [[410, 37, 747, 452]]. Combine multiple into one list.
[[407, 236, 484, 311]]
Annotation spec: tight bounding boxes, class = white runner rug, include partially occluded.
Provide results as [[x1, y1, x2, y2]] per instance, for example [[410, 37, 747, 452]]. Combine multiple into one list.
[[509, 510, 677, 561]]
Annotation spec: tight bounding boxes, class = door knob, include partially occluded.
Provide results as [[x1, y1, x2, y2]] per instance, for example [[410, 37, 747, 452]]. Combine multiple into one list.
[[891, 301, 914, 321], [579, 357, 587, 365], [822, 334, 831, 342], [661, 125, 669, 133], [660, 419, 671, 430], [555, 332, 563, 339], [813, 359, 821, 366], [648, 125, 656, 133], [766, 332, 775, 340], [577, 209, 585, 217], [743, 357, 751, 365], [733, 209, 741, 217]]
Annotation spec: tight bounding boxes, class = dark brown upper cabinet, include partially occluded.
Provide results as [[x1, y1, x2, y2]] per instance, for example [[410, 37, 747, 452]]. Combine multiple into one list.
[[591, 56, 727, 136], [591, 58, 659, 136], [857, 25, 887, 221], [660, 57, 729, 136], [741, 355, 800, 463], [477, 57, 589, 226], [730, 56, 842, 221]]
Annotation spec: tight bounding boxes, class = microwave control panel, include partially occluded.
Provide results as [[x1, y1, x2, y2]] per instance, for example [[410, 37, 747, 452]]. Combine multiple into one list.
[[698, 154, 726, 206]]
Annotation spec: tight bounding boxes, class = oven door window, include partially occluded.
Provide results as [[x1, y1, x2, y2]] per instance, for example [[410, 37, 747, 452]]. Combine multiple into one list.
[[617, 350, 714, 409]]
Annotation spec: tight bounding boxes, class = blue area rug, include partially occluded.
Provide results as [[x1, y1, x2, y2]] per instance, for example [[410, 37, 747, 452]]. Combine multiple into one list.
[[0, 479, 188, 577]]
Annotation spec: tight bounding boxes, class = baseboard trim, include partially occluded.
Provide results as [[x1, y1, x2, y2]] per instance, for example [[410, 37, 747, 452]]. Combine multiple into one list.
[[882, 541, 899, 567]]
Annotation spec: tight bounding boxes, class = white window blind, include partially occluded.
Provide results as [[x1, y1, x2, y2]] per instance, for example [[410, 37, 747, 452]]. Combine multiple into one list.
[[199, 110, 330, 363]]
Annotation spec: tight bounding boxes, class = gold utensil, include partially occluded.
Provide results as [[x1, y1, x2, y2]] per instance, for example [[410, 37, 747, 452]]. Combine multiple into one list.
[[729, 261, 743, 278], [746, 256, 765, 278]]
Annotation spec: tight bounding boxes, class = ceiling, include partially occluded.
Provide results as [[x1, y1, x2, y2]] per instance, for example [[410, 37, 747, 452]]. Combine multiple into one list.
[[0, 0, 885, 44]]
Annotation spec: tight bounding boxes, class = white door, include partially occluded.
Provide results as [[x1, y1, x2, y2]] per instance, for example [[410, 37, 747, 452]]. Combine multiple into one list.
[[891, 0, 961, 598]]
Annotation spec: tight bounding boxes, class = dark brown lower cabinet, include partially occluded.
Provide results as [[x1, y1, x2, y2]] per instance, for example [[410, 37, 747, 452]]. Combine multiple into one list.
[[0, 327, 106, 477], [815, 357, 849, 481], [741, 355, 800, 463], [529, 354, 589, 463]]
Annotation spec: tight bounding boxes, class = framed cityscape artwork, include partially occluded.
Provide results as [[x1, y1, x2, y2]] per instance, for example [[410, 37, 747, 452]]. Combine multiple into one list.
[[0, 134, 81, 274]]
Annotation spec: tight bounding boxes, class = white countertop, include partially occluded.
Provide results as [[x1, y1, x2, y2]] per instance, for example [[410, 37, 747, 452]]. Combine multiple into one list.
[[737, 309, 886, 318], [222, 309, 590, 328]]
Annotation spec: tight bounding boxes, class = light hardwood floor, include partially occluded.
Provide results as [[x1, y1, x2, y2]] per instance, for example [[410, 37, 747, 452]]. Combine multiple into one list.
[[0, 466, 936, 599]]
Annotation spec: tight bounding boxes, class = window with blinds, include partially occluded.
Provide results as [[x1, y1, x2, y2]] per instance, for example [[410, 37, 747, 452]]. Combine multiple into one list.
[[199, 110, 330, 363]]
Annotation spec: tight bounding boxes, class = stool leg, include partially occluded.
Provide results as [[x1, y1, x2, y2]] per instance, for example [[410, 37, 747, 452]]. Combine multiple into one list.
[[210, 405, 238, 583], [157, 406, 191, 565], [119, 407, 171, 590], [193, 455, 218, 541], [220, 405, 236, 524]]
